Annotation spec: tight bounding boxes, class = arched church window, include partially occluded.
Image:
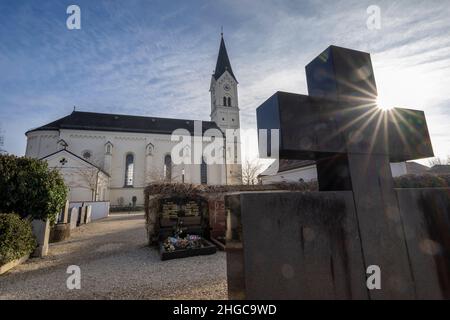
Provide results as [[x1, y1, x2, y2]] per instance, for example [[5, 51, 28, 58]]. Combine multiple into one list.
[[223, 97, 227, 106], [200, 157, 208, 185], [228, 97, 232, 107], [124, 153, 134, 187], [105, 141, 113, 155], [164, 154, 172, 181]]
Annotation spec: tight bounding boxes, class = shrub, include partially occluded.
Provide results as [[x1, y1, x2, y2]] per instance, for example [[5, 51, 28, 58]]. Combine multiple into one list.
[[0, 213, 36, 265], [0, 155, 68, 224], [393, 174, 449, 188]]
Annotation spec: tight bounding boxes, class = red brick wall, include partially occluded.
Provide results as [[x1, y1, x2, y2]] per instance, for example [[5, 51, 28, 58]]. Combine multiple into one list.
[[208, 198, 226, 239]]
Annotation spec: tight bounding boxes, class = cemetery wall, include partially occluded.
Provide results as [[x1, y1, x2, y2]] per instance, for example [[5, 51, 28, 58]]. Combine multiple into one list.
[[69, 201, 110, 221]]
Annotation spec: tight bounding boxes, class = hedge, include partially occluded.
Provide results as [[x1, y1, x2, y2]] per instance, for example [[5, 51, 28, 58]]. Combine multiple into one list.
[[394, 174, 450, 188], [0, 214, 36, 265], [0, 155, 68, 224]]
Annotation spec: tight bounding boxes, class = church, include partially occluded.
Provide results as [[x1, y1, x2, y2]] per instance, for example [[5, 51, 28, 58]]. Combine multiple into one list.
[[24, 35, 242, 207]]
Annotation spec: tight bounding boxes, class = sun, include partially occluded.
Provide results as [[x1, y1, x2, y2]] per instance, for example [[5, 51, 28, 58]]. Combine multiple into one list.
[[376, 95, 394, 111]]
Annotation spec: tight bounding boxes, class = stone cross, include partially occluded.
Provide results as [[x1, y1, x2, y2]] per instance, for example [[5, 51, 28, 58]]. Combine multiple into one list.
[[256, 45, 434, 298], [258, 45, 433, 191]]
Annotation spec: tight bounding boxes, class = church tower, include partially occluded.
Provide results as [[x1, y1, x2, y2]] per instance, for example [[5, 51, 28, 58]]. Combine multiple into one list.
[[210, 33, 242, 184]]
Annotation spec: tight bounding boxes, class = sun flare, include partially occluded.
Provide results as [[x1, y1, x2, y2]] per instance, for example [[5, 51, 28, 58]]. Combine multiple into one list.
[[376, 96, 394, 111]]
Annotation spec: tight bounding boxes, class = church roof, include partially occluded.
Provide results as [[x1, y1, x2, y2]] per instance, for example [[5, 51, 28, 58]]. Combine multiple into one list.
[[26, 111, 222, 136], [213, 35, 238, 83]]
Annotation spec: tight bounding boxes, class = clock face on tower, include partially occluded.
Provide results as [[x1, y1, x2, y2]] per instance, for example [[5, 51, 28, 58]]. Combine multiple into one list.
[[223, 83, 231, 91]]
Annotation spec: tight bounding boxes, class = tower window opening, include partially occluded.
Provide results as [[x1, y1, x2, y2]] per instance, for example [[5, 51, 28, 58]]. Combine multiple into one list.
[[124, 153, 134, 187], [164, 154, 172, 181]]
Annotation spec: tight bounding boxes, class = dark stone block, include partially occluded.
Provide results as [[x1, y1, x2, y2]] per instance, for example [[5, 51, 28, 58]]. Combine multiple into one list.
[[226, 191, 368, 300], [387, 108, 434, 161], [306, 45, 378, 102], [316, 154, 352, 191], [257, 92, 433, 162]]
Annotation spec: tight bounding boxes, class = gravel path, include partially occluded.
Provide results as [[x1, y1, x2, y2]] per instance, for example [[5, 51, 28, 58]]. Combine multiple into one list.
[[0, 213, 227, 300]]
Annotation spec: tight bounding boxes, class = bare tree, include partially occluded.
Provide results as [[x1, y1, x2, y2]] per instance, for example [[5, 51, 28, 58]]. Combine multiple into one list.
[[0, 124, 6, 154], [146, 167, 167, 182], [145, 166, 181, 184], [238, 159, 264, 185], [71, 166, 100, 201]]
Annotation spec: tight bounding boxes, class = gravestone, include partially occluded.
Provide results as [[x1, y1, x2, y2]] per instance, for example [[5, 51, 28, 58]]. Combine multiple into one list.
[[77, 206, 86, 226], [69, 207, 79, 230], [85, 205, 92, 224], [61, 200, 70, 224], [225, 45, 448, 300], [56, 200, 70, 224]]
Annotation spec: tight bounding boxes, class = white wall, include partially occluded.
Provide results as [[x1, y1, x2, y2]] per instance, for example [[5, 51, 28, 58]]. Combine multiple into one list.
[[390, 162, 408, 177], [69, 201, 110, 221], [260, 162, 408, 184], [260, 165, 318, 184], [44, 151, 109, 203], [26, 128, 227, 207], [25, 131, 59, 159]]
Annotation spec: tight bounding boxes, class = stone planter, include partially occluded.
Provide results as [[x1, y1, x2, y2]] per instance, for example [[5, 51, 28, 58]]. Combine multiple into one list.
[[50, 223, 71, 243], [0, 255, 29, 275]]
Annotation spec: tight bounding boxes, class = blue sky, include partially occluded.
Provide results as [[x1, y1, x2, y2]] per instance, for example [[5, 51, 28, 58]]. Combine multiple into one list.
[[1, 0, 449, 163]]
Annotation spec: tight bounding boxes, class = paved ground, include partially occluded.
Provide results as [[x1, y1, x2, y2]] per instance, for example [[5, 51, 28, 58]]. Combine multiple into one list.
[[0, 213, 227, 300]]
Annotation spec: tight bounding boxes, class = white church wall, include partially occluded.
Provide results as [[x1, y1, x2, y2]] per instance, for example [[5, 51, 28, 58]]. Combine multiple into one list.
[[260, 164, 318, 184], [26, 126, 227, 207], [25, 131, 59, 159], [60, 130, 108, 168], [109, 187, 145, 207], [43, 151, 108, 202]]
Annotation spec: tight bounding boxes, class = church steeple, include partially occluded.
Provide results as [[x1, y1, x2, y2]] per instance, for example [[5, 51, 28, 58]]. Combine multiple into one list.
[[213, 34, 238, 83], [209, 32, 242, 185], [210, 33, 240, 130]]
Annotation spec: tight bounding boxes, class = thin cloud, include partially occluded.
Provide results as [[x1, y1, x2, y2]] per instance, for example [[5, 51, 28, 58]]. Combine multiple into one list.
[[0, 0, 449, 161]]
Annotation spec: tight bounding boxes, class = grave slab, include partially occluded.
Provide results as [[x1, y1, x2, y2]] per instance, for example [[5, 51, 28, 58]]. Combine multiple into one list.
[[69, 207, 79, 230]]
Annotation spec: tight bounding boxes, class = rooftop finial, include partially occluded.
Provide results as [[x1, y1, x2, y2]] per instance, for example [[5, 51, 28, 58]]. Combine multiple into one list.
[[221, 26, 223, 37], [73, 106, 76, 112]]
